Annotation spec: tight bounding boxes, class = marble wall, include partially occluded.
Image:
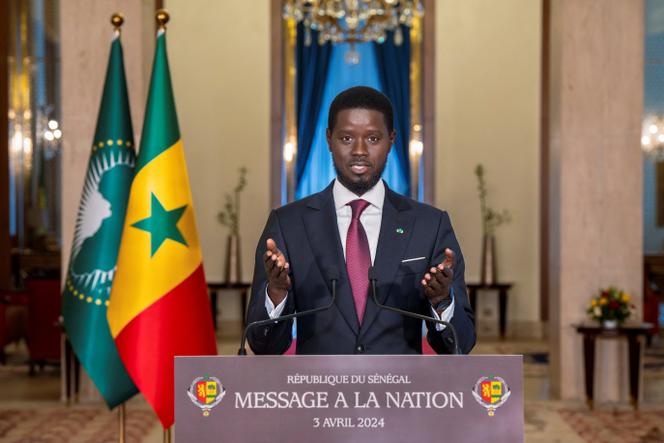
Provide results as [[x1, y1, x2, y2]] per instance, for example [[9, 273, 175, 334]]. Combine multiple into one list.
[[548, 0, 644, 401], [435, 0, 542, 326]]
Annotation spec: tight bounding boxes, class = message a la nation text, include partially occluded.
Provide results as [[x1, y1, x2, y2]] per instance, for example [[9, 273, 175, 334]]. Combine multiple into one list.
[[234, 391, 464, 409]]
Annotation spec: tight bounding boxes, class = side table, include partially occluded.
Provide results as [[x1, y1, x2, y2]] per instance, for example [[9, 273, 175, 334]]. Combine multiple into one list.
[[207, 282, 251, 330], [466, 283, 512, 338], [575, 323, 653, 410]]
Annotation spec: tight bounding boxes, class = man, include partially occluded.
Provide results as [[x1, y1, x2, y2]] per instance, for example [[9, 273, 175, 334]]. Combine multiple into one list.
[[247, 86, 475, 355]]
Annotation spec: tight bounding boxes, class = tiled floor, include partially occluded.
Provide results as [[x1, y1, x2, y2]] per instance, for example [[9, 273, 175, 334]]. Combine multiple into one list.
[[0, 324, 662, 442]]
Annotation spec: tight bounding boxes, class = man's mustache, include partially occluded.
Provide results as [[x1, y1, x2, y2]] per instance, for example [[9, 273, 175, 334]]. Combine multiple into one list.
[[349, 160, 372, 167]]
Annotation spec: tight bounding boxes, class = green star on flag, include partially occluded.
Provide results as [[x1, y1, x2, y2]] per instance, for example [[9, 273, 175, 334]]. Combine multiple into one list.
[[132, 193, 188, 256]]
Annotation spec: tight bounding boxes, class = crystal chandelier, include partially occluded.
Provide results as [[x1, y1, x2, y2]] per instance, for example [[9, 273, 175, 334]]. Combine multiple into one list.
[[283, 0, 424, 62], [642, 114, 664, 160]]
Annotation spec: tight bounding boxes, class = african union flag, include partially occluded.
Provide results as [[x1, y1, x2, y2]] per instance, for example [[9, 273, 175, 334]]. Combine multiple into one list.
[[62, 29, 138, 408], [107, 25, 216, 428]]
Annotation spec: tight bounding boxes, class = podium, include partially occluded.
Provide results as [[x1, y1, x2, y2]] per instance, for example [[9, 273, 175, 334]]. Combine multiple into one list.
[[175, 355, 524, 442]]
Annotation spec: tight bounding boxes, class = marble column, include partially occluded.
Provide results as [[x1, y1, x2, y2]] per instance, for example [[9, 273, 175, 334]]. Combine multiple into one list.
[[548, 0, 644, 401], [59, 0, 154, 402]]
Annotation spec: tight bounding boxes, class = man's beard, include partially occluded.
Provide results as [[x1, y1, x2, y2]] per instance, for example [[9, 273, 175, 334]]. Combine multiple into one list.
[[334, 161, 385, 196]]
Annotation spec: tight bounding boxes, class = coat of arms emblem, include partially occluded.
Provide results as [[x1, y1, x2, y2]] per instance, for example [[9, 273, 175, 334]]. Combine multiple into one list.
[[187, 375, 225, 416], [471, 375, 511, 416]]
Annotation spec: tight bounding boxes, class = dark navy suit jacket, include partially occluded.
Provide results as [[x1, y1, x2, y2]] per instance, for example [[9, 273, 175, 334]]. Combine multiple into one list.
[[246, 182, 476, 355]]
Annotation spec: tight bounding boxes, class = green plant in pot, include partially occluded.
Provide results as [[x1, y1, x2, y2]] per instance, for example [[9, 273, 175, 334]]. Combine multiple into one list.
[[475, 164, 511, 284], [217, 167, 248, 284]]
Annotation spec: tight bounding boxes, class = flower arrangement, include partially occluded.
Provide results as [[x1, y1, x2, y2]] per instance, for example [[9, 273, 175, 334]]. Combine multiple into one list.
[[474, 164, 511, 236], [217, 166, 248, 236], [586, 287, 634, 324]]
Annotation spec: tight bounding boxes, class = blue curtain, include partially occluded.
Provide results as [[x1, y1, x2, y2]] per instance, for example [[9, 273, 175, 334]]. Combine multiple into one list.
[[295, 42, 408, 199], [373, 26, 411, 196], [296, 23, 332, 184]]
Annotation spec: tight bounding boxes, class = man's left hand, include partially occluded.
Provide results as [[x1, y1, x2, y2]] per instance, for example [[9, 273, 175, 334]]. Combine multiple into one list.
[[421, 248, 455, 307]]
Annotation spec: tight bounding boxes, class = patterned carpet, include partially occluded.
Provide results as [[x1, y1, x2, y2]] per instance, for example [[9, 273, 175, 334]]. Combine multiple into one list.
[[559, 409, 664, 443], [0, 402, 662, 443], [0, 406, 157, 443]]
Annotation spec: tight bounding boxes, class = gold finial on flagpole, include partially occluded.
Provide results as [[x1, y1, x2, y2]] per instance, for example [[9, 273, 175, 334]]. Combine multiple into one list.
[[156, 9, 170, 30], [111, 13, 124, 30]]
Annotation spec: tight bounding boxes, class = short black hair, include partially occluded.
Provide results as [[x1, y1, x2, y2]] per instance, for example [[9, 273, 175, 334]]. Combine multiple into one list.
[[327, 86, 394, 133]]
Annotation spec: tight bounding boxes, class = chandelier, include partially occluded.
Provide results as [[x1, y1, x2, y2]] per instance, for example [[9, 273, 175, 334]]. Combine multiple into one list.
[[283, 1, 424, 52], [642, 114, 664, 160]]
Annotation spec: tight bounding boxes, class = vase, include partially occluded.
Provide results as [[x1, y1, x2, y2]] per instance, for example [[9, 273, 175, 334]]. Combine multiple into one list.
[[224, 234, 242, 284], [601, 319, 618, 329], [480, 234, 497, 285]]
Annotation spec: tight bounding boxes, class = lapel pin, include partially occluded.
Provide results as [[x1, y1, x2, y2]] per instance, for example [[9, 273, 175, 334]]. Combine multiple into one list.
[[396, 228, 404, 234]]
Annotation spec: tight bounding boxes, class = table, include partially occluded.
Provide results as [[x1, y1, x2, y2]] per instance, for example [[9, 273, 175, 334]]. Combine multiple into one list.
[[575, 323, 653, 410], [466, 283, 512, 338], [207, 282, 251, 330]]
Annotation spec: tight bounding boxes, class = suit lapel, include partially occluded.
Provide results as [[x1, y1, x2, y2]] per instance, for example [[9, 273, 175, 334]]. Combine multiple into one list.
[[302, 184, 360, 336], [359, 189, 415, 338]]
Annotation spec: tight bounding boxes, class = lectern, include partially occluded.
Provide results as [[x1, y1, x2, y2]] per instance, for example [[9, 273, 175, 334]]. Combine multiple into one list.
[[175, 355, 524, 442]]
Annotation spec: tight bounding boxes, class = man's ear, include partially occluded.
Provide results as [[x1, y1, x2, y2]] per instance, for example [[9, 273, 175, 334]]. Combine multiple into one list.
[[326, 128, 332, 149], [389, 130, 396, 145]]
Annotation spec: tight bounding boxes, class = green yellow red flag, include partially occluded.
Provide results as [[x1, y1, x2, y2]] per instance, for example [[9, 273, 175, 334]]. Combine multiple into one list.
[[107, 25, 217, 428]]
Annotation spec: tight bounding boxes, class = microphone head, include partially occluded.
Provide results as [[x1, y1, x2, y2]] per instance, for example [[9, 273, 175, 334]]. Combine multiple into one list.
[[368, 266, 377, 281], [325, 265, 340, 282]]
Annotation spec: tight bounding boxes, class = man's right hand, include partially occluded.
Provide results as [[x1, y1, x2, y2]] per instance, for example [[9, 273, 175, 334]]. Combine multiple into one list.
[[263, 238, 291, 306]]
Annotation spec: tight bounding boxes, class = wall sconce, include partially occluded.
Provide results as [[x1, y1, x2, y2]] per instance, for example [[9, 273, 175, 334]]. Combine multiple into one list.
[[409, 121, 423, 201], [409, 139, 423, 157], [44, 119, 62, 141], [283, 140, 296, 163], [283, 138, 297, 202], [642, 114, 664, 159]]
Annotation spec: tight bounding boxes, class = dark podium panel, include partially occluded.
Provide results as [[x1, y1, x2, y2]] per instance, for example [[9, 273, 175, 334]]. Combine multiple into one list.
[[175, 355, 524, 443]]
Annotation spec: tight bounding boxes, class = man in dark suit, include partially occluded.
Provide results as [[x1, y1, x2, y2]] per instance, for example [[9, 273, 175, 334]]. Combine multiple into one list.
[[247, 86, 475, 355]]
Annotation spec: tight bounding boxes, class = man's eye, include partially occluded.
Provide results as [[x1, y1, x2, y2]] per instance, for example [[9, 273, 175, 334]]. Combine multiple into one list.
[[341, 136, 352, 143], [368, 136, 380, 143]]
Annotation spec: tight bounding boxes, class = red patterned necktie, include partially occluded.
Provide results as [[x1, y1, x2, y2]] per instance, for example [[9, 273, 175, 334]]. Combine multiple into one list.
[[346, 199, 371, 325]]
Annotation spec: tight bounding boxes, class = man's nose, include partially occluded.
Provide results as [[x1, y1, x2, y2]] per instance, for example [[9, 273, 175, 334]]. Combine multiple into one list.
[[351, 138, 369, 156]]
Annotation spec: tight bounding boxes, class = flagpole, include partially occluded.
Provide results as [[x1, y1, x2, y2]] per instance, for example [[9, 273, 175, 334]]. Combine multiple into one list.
[[157, 11, 171, 442], [163, 427, 171, 443], [110, 14, 128, 443], [118, 403, 126, 443]]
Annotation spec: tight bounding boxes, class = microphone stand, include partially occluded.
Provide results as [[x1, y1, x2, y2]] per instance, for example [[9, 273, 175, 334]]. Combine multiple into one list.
[[368, 268, 461, 355], [238, 271, 338, 355]]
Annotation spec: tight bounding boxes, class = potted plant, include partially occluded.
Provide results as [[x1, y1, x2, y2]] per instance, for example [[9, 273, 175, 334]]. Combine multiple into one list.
[[587, 287, 634, 329], [217, 167, 248, 284], [474, 164, 511, 284]]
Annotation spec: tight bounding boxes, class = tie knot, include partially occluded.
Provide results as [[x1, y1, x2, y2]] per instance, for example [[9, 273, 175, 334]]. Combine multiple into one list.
[[349, 199, 370, 220]]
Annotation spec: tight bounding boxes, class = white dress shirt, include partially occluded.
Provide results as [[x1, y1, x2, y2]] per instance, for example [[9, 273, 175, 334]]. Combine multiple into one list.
[[265, 179, 454, 330]]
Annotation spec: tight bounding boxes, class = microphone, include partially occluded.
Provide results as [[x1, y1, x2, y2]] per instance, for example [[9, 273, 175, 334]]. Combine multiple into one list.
[[368, 266, 461, 355], [238, 266, 340, 355]]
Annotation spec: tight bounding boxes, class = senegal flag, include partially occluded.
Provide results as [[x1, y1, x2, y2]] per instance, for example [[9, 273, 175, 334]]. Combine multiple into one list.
[[62, 30, 138, 408], [107, 26, 217, 428]]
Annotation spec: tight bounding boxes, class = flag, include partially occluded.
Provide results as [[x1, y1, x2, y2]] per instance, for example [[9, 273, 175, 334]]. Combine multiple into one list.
[[107, 26, 217, 428], [62, 31, 138, 408]]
